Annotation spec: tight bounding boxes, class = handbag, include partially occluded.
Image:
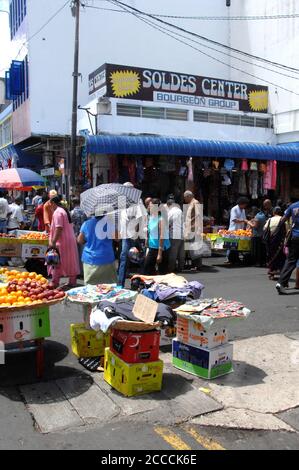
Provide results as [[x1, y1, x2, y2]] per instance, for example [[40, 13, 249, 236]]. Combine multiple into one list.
[[45, 247, 61, 266], [262, 220, 271, 244]]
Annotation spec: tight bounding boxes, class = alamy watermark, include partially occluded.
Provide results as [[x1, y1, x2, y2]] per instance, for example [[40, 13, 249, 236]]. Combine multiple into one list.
[[92, 199, 204, 250]]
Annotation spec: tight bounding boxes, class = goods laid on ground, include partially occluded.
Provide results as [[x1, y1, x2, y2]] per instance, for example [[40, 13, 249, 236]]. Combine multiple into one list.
[[67, 284, 138, 305], [0, 230, 48, 259], [70, 323, 109, 358], [67, 285, 168, 395], [104, 347, 163, 397], [172, 339, 233, 380], [130, 273, 204, 306], [172, 298, 251, 379]]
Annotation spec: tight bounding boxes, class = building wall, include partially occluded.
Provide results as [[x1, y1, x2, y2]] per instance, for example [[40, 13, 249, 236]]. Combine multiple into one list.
[[14, 0, 232, 137], [230, 0, 299, 140]]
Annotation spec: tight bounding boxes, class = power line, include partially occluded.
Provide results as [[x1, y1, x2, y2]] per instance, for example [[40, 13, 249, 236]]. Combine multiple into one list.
[[104, 0, 299, 96], [92, 1, 299, 20], [107, 0, 299, 75], [85, 3, 299, 82]]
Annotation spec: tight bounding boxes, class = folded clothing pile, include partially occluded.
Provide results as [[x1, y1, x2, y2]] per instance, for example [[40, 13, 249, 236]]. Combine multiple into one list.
[[90, 300, 176, 333], [130, 273, 204, 303]]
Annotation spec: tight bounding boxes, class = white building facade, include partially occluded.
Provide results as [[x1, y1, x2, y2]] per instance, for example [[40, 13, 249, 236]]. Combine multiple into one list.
[[1, 0, 299, 203]]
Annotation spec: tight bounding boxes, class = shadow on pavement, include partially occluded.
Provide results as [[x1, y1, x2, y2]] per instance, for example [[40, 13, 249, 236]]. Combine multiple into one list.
[[0, 340, 89, 387], [211, 360, 267, 387]]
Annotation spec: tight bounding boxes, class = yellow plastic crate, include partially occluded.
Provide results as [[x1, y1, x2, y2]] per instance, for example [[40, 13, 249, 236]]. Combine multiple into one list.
[[70, 323, 109, 358], [104, 348, 163, 397], [238, 239, 251, 252]]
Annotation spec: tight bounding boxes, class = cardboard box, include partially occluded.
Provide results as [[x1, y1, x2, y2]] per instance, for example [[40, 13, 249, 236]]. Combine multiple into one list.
[[177, 316, 228, 350], [70, 323, 109, 357], [21, 244, 47, 258], [104, 348, 163, 397], [0, 242, 22, 257], [110, 329, 160, 363], [0, 306, 51, 344], [172, 339, 233, 379]]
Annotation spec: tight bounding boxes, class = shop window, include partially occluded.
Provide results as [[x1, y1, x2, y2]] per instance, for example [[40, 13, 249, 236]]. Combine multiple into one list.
[[225, 114, 241, 125], [194, 111, 209, 122], [255, 118, 270, 128], [117, 104, 141, 117], [241, 116, 255, 127], [165, 108, 188, 121], [141, 107, 165, 119], [209, 113, 225, 124]]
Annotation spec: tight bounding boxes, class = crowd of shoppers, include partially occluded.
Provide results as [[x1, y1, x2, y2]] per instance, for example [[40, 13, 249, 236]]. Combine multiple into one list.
[[0, 185, 297, 294]]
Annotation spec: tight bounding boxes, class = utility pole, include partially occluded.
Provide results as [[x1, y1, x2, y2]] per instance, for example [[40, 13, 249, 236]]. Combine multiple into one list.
[[70, 0, 80, 196]]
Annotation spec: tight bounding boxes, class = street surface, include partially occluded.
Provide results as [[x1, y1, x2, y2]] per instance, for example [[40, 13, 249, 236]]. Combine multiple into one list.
[[1, 256, 299, 450]]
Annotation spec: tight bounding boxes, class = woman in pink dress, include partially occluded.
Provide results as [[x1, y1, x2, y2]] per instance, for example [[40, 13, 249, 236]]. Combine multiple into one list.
[[48, 196, 80, 288]]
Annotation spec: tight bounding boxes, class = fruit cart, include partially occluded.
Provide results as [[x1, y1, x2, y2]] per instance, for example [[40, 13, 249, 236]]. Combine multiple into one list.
[[0, 270, 65, 378], [0, 230, 48, 261], [206, 230, 252, 255]]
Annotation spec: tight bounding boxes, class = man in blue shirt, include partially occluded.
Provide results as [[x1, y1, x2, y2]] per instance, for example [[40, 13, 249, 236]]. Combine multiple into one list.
[[276, 200, 299, 294]]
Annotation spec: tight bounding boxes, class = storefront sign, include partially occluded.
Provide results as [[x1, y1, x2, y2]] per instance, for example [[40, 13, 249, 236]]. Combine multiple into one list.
[[89, 63, 268, 113], [41, 167, 55, 177]]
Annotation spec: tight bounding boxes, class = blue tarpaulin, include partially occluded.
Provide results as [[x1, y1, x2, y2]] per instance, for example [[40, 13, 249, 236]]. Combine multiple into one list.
[[86, 135, 299, 163]]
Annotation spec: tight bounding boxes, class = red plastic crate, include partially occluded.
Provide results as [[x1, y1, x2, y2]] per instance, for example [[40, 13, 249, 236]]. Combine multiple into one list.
[[110, 329, 161, 363]]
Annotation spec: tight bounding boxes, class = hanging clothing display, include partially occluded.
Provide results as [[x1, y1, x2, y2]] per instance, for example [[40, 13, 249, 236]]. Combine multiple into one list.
[[249, 171, 258, 200], [241, 159, 248, 171], [238, 171, 247, 195], [264, 160, 277, 191]]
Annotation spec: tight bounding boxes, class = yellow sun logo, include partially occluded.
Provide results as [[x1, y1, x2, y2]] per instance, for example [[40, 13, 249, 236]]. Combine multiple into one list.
[[110, 70, 141, 98], [248, 90, 268, 112]]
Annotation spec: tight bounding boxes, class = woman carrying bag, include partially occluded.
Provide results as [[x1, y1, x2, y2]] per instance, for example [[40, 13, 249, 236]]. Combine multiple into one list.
[[47, 195, 80, 288]]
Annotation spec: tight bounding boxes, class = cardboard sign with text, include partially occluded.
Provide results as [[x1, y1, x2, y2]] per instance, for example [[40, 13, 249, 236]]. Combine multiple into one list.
[[132, 294, 158, 324]]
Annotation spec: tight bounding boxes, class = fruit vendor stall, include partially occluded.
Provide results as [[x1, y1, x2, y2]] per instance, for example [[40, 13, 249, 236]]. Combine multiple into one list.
[[0, 230, 48, 260], [206, 229, 252, 253], [0, 269, 65, 377]]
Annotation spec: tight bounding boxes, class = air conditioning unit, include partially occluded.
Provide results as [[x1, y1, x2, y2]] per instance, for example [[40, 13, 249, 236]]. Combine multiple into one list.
[[97, 97, 111, 115]]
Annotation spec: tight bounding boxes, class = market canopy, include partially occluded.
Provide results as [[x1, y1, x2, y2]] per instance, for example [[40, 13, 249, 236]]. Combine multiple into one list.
[[85, 135, 299, 163]]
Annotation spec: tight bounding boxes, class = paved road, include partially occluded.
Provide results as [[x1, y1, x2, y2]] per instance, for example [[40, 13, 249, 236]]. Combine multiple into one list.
[[0, 257, 299, 450]]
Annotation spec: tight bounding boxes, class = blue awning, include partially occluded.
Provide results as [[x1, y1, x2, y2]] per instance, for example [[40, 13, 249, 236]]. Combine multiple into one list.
[[86, 135, 299, 162], [0, 144, 43, 170]]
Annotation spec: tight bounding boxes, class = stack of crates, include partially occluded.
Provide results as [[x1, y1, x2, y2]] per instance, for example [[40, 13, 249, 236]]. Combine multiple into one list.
[[104, 328, 164, 397], [172, 315, 233, 380], [70, 323, 109, 359]]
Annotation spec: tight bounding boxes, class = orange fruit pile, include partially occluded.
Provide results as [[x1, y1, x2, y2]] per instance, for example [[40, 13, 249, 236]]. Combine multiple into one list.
[[19, 233, 48, 240], [0, 270, 64, 308]]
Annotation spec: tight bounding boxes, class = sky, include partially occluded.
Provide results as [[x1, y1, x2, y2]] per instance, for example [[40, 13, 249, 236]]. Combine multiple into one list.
[[0, 0, 11, 77]]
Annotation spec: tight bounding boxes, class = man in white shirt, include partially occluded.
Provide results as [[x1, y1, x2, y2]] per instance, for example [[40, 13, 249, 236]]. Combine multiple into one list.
[[227, 197, 249, 263], [7, 197, 24, 231], [0, 193, 10, 234], [229, 197, 249, 231], [167, 198, 185, 272], [118, 183, 147, 287]]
